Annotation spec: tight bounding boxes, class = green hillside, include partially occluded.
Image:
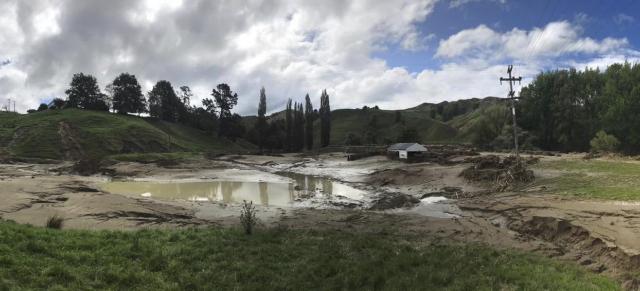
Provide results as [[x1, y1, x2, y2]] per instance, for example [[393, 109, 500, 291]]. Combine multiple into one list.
[[325, 109, 457, 145], [320, 97, 509, 145], [0, 109, 251, 160]]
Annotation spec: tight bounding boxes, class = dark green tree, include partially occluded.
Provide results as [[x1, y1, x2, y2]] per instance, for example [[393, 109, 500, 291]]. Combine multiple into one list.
[[147, 80, 182, 122], [293, 102, 305, 151], [285, 99, 293, 151], [37, 103, 48, 111], [51, 98, 66, 109], [319, 90, 331, 147], [211, 84, 239, 138], [110, 73, 146, 115], [255, 87, 268, 150], [304, 94, 314, 150], [65, 73, 108, 111]]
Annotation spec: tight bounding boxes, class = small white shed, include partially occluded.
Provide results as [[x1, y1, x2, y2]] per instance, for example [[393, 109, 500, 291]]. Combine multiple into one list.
[[387, 143, 427, 160]]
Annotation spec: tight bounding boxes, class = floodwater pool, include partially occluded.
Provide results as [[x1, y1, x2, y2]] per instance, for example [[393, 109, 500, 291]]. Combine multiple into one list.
[[100, 172, 367, 207]]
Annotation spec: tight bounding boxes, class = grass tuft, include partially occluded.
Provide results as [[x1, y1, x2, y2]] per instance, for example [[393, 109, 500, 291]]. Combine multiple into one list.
[[45, 215, 64, 229]]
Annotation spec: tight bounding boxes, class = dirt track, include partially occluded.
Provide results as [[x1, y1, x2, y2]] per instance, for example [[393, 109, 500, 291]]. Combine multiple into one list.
[[0, 153, 639, 288]]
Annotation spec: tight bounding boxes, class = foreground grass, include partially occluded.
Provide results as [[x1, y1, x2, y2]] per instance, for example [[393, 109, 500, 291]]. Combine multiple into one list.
[[0, 221, 618, 290], [535, 159, 640, 200]]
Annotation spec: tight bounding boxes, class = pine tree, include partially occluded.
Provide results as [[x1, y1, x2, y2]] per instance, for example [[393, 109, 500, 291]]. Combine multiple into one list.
[[319, 90, 331, 147], [304, 94, 314, 150]]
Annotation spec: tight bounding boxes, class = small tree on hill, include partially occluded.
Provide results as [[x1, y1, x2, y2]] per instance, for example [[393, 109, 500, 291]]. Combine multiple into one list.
[[147, 80, 182, 122], [50, 98, 66, 109], [110, 73, 146, 115], [37, 103, 48, 111], [65, 73, 108, 111]]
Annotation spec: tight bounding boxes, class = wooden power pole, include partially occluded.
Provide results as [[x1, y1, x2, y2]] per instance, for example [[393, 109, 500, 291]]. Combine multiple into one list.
[[500, 65, 522, 158]]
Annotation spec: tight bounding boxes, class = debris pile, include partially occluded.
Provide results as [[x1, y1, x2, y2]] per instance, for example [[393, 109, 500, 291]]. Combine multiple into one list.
[[460, 155, 535, 191], [368, 192, 420, 210]]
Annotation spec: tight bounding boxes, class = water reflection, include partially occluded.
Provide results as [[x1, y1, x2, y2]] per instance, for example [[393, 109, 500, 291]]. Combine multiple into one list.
[[101, 173, 365, 207]]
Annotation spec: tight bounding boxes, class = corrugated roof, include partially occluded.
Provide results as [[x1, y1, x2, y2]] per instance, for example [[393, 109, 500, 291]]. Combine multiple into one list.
[[387, 143, 425, 151]]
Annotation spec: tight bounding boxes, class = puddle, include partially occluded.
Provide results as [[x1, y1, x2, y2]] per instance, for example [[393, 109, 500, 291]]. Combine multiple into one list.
[[388, 197, 461, 218], [100, 172, 367, 208]]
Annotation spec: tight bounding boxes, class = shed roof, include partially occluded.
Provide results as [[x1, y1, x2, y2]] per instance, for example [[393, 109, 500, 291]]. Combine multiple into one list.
[[387, 143, 427, 152]]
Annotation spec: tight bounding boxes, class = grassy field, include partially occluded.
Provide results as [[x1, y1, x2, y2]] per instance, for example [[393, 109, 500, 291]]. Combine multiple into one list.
[[0, 109, 252, 160], [0, 220, 619, 290], [534, 158, 640, 200]]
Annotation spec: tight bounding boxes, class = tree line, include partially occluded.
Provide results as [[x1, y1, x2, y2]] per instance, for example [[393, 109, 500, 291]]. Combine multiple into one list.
[[518, 62, 640, 153], [471, 62, 640, 154], [247, 88, 331, 151], [32, 72, 332, 151]]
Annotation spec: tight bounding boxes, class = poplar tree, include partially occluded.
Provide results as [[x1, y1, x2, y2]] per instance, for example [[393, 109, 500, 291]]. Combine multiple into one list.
[[304, 94, 314, 150], [256, 87, 268, 150], [319, 90, 331, 147], [285, 99, 293, 151]]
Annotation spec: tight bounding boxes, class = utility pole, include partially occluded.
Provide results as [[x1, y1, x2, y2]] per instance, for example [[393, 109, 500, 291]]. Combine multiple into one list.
[[500, 65, 522, 159]]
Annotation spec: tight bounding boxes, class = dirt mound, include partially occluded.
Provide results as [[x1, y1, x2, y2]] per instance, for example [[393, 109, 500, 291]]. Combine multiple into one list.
[[460, 155, 535, 191], [368, 192, 420, 210]]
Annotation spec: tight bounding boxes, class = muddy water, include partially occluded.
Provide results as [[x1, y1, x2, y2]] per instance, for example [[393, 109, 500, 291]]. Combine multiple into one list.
[[101, 173, 367, 207]]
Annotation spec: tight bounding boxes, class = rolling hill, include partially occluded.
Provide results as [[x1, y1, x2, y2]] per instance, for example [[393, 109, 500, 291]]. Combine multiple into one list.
[[308, 96, 509, 145], [0, 109, 253, 160], [0, 97, 509, 160]]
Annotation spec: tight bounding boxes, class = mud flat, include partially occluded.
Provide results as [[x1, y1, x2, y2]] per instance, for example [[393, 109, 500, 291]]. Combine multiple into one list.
[[1, 152, 639, 287]]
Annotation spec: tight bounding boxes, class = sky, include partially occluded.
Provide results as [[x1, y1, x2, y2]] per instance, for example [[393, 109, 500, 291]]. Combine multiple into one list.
[[1, 0, 639, 115]]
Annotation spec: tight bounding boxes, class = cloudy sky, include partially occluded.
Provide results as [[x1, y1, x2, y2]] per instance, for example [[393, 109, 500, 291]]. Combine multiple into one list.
[[1, 0, 639, 114]]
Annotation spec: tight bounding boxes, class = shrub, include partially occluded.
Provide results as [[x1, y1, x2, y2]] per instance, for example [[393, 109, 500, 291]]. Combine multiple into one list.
[[590, 130, 619, 153], [240, 200, 257, 235], [45, 215, 64, 229]]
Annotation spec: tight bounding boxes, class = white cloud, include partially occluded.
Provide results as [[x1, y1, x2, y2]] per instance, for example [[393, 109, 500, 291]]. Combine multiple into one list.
[[436, 21, 628, 61]]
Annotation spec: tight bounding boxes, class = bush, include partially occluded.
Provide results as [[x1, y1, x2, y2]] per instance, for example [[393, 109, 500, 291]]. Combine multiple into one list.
[[240, 200, 257, 235], [45, 215, 64, 229], [590, 130, 619, 153]]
